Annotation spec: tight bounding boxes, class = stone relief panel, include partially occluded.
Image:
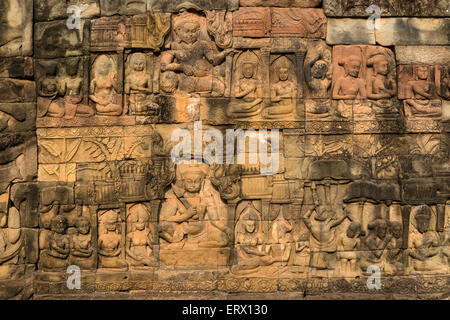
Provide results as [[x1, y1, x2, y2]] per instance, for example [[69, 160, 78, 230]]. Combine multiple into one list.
[[159, 162, 232, 267], [332, 45, 399, 121], [0, 0, 449, 300], [398, 65, 447, 120], [159, 10, 234, 97], [233, 7, 326, 38]]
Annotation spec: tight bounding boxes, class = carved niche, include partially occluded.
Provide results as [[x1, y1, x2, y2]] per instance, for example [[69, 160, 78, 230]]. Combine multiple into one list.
[[225, 38, 307, 122], [398, 65, 446, 120]]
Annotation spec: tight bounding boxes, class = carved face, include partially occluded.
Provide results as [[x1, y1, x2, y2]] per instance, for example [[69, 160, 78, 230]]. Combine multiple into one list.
[[97, 58, 112, 76], [177, 22, 199, 44], [245, 220, 256, 233], [345, 59, 361, 78], [416, 214, 430, 234], [391, 223, 402, 239], [77, 219, 90, 235], [135, 221, 146, 231], [376, 221, 387, 239], [182, 171, 203, 193], [242, 63, 255, 79], [374, 60, 389, 76], [278, 68, 289, 81], [51, 217, 67, 235], [66, 60, 80, 77], [105, 222, 116, 232], [132, 55, 145, 72], [417, 66, 429, 80], [312, 61, 328, 79]]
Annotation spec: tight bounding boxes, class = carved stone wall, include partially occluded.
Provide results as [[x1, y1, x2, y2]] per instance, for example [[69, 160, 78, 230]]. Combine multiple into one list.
[[0, 0, 449, 299]]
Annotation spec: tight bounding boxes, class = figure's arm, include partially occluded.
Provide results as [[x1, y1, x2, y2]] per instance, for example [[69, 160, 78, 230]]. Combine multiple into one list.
[[358, 79, 367, 99], [125, 234, 141, 260], [331, 209, 348, 228], [271, 87, 281, 102], [305, 56, 320, 86], [235, 82, 256, 98], [160, 51, 183, 73], [302, 209, 313, 230], [412, 83, 432, 99]]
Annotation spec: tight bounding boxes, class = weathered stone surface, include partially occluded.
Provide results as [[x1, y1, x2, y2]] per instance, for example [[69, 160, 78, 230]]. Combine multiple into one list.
[[326, 19, 376, 44], [34, 0, 100, 22], [324, 0, 450, 17], [0, 57, 33, 79], [233, 8, 326, 38], [395, 46, 450, 65], [376, 18, 450, 46], [240, 0, 321, 7], [0, 0, 33, 57], [149, 0, 239, 12]]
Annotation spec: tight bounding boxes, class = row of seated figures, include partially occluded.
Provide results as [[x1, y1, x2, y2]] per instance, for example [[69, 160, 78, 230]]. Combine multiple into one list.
[[37, 53, 446, 122], [37, 168, 450, 278]]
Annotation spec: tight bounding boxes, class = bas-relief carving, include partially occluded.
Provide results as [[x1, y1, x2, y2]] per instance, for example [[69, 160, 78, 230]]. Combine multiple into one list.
[[233, 7, 326, 38], [332, 45, 398, 120], [0, 0, 32, 57], [125, 53, 162, 121], [158, 163, 231, 266], [398, 65, 445, 120], [2, 0, 450, 298], [90, 55, 123, 116], [36, 59, 94, 123], [159, 10, 234, 96]]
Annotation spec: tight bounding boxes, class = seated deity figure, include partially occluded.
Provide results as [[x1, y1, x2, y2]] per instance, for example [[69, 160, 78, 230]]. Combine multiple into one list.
[[160, 16, 234, 96], [89, 55, 123, 116], [126, 204, 156, 267], [263, 62, 297, 119], [39, 215, 70, 270], [37, 63, 63, 118], [58, 59, 94, 119], [0, 206, 21, 266], [125, 53, 159, 116], [159, 163, 231, 250], [332, 55, 368, 118], [98, 210, 128, 269], [404, 66, 442, 119], [231, 202, 274, 274], [408, 205, 447, 274], [269, 206, 293, 264], [69, 216, 95, 269], [305, 54, 331, 98], [337, 221, 364, 277], [366, 53, 397, 115], [227, 60, 263, 118]]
